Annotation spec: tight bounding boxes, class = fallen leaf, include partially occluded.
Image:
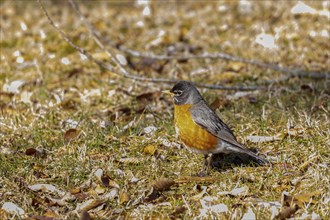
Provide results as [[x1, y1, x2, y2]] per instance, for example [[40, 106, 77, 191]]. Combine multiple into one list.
[[94, 185, 106, 195], [76, 199, 106, 213], [275, 205, 299, 220], [70, 188, 81, 195], [119, 191, 130, 204], [283, 191, 321, 207], [28, 184, 65, 196], [64, 129, 81, 142], [152, 178, 175, 192], [80, 211, 91, 220], [209, 97, 230, 111], [143, 144, 157, 155], [170, 206, 186, 218]]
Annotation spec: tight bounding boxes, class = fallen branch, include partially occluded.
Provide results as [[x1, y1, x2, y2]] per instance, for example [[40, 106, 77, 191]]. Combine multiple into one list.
[[38, 0, 264, 91], [69, 0, 329, 80]]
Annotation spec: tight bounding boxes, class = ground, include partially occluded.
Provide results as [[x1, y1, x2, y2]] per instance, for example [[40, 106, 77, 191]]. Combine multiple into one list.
[[0, 1, 329, 219]]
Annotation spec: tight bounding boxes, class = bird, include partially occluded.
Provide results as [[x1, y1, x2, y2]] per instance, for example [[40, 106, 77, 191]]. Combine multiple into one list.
[[162, 81, 269, 175]]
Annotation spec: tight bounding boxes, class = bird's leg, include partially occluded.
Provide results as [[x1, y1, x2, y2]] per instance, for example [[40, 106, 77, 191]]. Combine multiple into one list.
[[199, 154, 212, 176]]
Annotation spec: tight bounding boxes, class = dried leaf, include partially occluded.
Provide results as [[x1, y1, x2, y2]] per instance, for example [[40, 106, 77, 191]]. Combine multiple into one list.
[[25, 148, 37, 155], [283, 191, 321, 207], [119, 191, 130, 204], [100, 175, 120, 189], [144, 190, 161, 203], [143, 144, 157, 155], [95, 185, 106, 194], [275, 205, 299, 220], [152, 178, 175, 192], [28, 184, 65, 196], [64, 129, 81, 142], [170, 206, 186, 218], [70, 188, 81, 195], [209, 97, 230, 111], [76, 199, 106, 213], [26, 148, 46, 158], [80, 211, 91, 220]]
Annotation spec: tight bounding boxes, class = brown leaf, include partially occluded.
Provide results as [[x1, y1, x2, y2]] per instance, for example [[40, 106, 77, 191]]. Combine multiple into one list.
[[144, 190, 161, 203], [26, 148, 47, 158], [152, 178, 175, 192], [80, 211, 91, 220], [64, 129, 81, 142], [26, 148, 37, 155], [275, 205, 299, 220], [119, 191, 130, 205], [283, 191, 321, 207], [101, 175, 120, 189], [143, 145, 157, 155], [170, 206, 186, 218], [70, 188, 81, 195], [77, 199, 106, 213], [209, 97, 230, 111]]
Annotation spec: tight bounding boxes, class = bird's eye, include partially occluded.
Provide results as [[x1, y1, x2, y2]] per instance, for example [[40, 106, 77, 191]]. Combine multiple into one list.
[[174, 90, 183, 96]]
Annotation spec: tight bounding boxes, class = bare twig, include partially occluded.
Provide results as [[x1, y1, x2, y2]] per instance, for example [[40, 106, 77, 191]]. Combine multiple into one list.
[[68, 0, 329, 80], [38, 0, 264, 91]]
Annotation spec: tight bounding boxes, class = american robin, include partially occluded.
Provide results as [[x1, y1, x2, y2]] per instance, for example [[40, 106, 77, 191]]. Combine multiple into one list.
[[163, 81, 269, 175]]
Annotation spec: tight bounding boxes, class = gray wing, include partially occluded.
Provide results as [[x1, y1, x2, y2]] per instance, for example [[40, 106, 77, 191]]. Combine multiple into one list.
[[190, 101, 246, 149], [190, 101, 269, 164]]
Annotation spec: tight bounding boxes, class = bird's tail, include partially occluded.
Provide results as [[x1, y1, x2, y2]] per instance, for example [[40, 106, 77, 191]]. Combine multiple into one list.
[[243, 149, 270, 165]]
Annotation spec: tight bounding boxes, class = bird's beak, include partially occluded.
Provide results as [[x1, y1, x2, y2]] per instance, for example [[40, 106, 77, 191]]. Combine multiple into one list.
[[161, 90, 174, 96]]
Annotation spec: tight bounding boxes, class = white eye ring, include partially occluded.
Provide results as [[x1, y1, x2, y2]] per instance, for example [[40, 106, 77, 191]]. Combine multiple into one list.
[[174, 90, 183, 96]]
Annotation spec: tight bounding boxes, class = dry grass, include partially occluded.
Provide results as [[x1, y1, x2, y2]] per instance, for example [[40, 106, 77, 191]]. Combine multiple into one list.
[[0, 1, 329, 219]]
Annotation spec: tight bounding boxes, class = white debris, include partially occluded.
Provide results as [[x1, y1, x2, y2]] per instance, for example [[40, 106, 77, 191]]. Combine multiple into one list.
[[116, 54, 127, 65], [246, 135, 281, 143], [242, 208, 256, 220], [61, 57, 70, 65], [291, 2, 316, 14], [20, 91, 33, 104], [143, 126, 157, 135], [218, 186, 248, 196], [20, 21, 28, 31], [28, 184, 65, 196], [2, 202, 25, 215], [3, 80, 25, 93], [16, 56, 24, 63], [142, 6, 151, 16], [255, 33, 278, 49]]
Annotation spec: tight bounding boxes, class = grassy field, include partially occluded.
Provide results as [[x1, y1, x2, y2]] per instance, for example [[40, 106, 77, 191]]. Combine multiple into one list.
[[0, 1, 329, 219]]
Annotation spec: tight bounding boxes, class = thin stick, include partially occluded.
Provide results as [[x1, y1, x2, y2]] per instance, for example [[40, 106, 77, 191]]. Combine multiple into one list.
[[38, 0, 265, 91], [69, 0, 329, 80]]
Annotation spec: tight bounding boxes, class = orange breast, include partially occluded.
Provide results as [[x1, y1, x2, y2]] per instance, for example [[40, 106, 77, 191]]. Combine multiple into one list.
[[174, 104, 218, 152]]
